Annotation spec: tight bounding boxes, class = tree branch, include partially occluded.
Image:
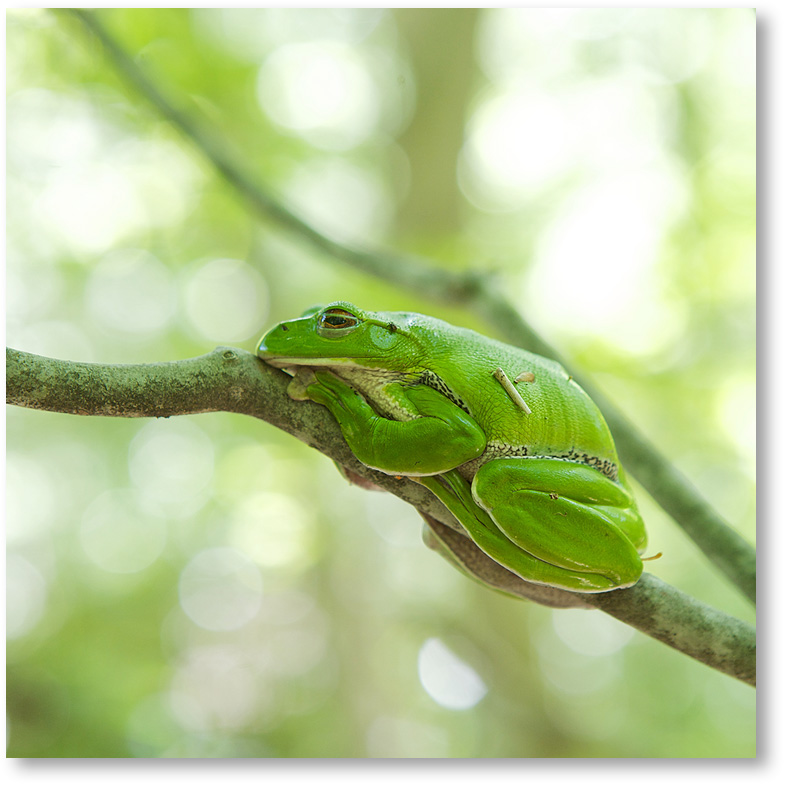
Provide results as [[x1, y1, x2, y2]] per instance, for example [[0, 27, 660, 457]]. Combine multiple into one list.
[[60, 8, 756, 606], [6, 347, 755, 686]]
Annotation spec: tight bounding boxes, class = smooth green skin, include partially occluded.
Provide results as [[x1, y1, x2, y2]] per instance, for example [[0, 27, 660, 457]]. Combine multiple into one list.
[[257, 302, 647, 593]]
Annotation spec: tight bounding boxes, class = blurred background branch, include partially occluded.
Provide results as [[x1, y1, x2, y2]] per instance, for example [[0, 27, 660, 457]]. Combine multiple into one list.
[[6, 346, 756, 686], [63, 7, 756, 606]]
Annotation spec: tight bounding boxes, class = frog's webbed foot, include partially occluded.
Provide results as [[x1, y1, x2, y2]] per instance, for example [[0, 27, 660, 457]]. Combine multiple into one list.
[[286, 367, 318, 401]]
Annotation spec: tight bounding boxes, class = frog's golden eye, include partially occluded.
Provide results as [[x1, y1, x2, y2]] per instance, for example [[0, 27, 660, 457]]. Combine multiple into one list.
[[319, 308, 359, 330]]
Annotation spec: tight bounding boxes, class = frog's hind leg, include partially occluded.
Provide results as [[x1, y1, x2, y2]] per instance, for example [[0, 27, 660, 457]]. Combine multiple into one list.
[[471, 458, 645, 590], [416, 470, 628, 592]]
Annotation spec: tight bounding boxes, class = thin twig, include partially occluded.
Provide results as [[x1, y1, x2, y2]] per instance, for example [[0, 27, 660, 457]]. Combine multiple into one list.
[[6, 347, 756, 685]]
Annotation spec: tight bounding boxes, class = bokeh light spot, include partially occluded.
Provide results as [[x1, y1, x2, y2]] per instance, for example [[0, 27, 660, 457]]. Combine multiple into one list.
[[257, 41, 379, 150], [283, 158, 391, 244], [552, 608, 635, 657], [6, 454, 56, 544], [7, 555, 48, 639], [37, 161, 145, 254], [86, 248, 177, 337], [460, 89, 578, 211], [525, 169, 688, 353], [183, 257, 269, 343], [170, 645, 261, 731], [417, 638, 487, 710], [229, 492, 315, 573], [80, 489, 167, 574], [366, 716, 450, 758], [178, 547, 263, 631], [129, 419, 215, 520], [715, 376, 756, 465]]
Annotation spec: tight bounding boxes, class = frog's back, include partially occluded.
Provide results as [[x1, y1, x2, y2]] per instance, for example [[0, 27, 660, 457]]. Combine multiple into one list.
[[416, 320, 620, 479]]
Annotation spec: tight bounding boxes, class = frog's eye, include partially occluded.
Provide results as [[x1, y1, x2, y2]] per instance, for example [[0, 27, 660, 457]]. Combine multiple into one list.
[[318, 308, 359, 331]]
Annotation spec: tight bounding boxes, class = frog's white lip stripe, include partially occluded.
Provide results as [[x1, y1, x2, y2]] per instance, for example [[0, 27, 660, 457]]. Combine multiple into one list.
[[260, 356, 364, 369]]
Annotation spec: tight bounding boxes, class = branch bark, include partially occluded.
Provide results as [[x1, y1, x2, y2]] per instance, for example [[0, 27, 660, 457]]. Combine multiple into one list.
[[60, 8, 756, 606], [6, 346, 756, 686]]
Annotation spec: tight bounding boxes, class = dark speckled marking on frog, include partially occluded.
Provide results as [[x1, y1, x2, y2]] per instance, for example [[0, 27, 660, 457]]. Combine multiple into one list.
[[416, 370, 473, 416], [556, 448, 619, 481], [460, 441, 619, 483]]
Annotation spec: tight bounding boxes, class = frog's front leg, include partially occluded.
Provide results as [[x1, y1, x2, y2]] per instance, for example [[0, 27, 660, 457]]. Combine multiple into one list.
[[304, 370, 486, 476], [420, 459, 646, 593]]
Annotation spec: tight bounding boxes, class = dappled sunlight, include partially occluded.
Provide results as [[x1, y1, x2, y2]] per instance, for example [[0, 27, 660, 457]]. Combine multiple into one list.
[[537, 641, 621, 697], [551, 608, 635, 657], [257, 41, 381, 151], [525, 169, 689, 353], [194, 8, 385, 63], [5, 251, 64, 325], [715, 378, 756, 467], [282, 157, 394, 244], [86, 249, 177, 338], [178, 547, 264, 632], [7, 88, 106, 175], [366, 716, 449, 758], [183, 257, 270, 343], [459, 88, 578, 211], [8, 88, 201, 256], [265, 625, 329, 678], [169, 644, 264, 730], [80, 489, 167, 574], [8, 319, 97, 362], [129, 419, 215, 519], [6, 454, 57, 545], [38, 162, 144, 254], [365, 491, 424, 548], [228, 491, 317, 573], [6, 556, 49, 640]]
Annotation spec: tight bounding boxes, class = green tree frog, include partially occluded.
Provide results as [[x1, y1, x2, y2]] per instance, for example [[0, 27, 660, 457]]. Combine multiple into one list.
[[257, 302, 648, 593]]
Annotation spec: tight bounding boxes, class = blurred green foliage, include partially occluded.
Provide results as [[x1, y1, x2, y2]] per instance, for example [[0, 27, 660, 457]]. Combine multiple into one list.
[[6, 8, 755, 758]]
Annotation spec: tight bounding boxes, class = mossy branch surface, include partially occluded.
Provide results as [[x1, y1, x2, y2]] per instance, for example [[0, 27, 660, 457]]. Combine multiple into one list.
[[6, 347, 755, 686]]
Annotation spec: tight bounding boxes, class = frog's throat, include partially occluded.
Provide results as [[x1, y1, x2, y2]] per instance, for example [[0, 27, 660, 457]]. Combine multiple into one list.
[[266, 356, 473, 419], [331, 365, 472, 417]]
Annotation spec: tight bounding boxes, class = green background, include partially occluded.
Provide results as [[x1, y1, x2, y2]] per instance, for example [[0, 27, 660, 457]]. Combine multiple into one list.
[[6, 8, 755, 758]]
